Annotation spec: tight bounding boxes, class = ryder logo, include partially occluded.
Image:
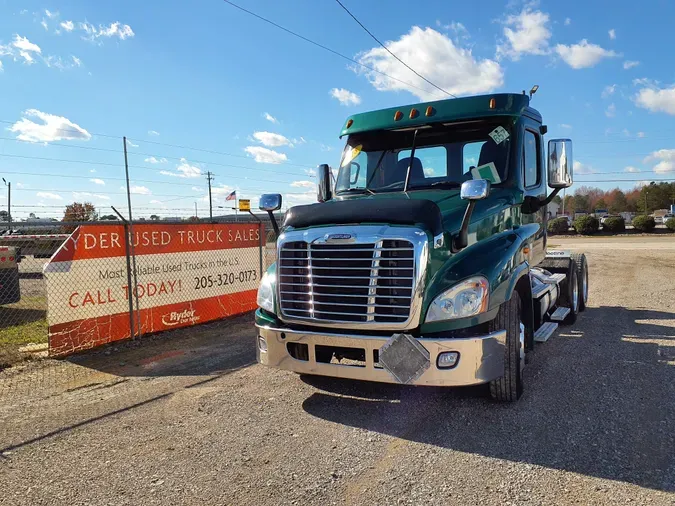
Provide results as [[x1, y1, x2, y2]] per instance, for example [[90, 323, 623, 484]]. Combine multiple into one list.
[[161, 309, 199, 327]]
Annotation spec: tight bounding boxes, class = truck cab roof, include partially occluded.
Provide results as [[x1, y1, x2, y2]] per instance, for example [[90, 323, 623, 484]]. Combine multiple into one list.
[[340, 93, 541, 137]]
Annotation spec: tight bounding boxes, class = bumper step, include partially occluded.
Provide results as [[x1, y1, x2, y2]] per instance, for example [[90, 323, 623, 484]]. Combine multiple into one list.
[[534, 321, 559, 343], [549, 306, 571, 322]]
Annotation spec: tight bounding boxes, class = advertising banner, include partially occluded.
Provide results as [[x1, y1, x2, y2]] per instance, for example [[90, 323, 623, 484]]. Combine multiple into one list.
[[44, 222, 263, 357]]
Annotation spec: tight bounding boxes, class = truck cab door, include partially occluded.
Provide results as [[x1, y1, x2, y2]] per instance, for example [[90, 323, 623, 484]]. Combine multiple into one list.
[[521, 119, 547, 265]]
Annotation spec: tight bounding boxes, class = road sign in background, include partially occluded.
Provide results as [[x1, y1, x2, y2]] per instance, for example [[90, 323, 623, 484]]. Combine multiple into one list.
[[238, 199, 251, 211]]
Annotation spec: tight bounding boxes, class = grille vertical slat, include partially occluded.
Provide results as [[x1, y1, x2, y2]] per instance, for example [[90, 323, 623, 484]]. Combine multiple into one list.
[[278, 239, 415, 324]]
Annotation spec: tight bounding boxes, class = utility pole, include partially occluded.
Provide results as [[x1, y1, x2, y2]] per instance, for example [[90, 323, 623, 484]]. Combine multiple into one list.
[[206, 171, 214, 220], [194, 201, 198, 218], [2, 179, 10, 229]]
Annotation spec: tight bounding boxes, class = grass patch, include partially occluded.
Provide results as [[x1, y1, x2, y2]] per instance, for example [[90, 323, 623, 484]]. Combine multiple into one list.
[[0, 296, 48, 369], [0, 318, 48, 346]]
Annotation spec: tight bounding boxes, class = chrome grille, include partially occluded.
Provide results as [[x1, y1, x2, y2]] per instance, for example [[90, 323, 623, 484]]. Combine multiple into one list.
[[278, 239, 415, 324]]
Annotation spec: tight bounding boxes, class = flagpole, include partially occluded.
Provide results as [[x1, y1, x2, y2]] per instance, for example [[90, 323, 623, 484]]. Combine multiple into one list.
[[235, 194, 238, 223]]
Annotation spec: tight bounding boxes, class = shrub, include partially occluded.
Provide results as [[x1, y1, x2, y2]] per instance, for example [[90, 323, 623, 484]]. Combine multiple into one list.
[[574, 215, 600, 235], [602, 216, 625, 233], [632, 215, 656, 232], [547, 217, 569, 235], [665, 217, 675, 231]]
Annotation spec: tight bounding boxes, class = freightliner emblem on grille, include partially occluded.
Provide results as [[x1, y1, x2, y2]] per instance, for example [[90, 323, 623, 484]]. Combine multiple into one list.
[[324, 233, 353, 241]]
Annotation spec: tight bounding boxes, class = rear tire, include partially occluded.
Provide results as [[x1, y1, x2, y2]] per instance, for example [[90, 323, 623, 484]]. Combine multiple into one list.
[[571, 253, 588, 311], [489, 293, 524, 402], [557, 262, 579, 325]]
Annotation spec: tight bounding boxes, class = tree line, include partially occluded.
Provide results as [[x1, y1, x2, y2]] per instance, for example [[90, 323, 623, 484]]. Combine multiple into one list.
[[553, 182, 675, 215]]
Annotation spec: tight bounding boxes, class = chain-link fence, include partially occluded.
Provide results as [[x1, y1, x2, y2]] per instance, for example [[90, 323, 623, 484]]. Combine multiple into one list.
[[0, 218, 281, 368]]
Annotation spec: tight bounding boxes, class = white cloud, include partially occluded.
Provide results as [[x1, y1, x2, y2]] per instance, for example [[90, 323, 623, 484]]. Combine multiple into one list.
[[89, 169, 96, 173], [15, 182, 27, 189], [159, 158, 202, 178], [564, 17, 571, 26], [144, 156, 168, 164], [634, 86, 675, 115], [78, 21, 134, 41], [73, 191, 110, 201], [644, 149, 675, 174], [601, 84, 616, 98], [330, 88, 362, 106], [497, 9, 552, 60], [244, 146, 288, 164], [559, 123, 572, 129], [637, 131, 646, 138], [0, 61, 3, 72], [90, 178, 105, 185], [10, 35, 42, 64], [36, 191, 62, 200], [285, 191, 317, 207], [605, 103, 616, 118], [573, 161, 596, 174], [633, 77, 656, 87], [624, 166, 640, 173], [148, 130, 159, 136], [304, 168, 317, 177], [126, 139, 138, 148], [622, 128, 631, 138], [424, 168, 436, 176], [60, 20, 75, 32], [9, 109, 91, 143], [608, 29, 616, 40], [356, 26, 503, 100], [290, 180, 316, 189], [623, 60, 640, 70], [191, 186, 202, 192], [252, 131, 293, 147], [41, 19, 49, 31], [127, 185, 151, 195], [149, 199, 163, 205], [43, 55, 82, 70], [263, 112, 279, 124], [555, 39, 619, 69], [44, 9, 58, 19]]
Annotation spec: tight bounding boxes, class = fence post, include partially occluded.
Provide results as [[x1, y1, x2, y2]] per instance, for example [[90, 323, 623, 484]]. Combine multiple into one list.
[[112, 208, 135, 341], [122, 138, 142, 339], [259, 221, 264, 277]]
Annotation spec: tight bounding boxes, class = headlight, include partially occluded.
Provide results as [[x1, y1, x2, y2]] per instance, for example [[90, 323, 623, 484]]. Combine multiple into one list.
[[426, 276, 489, 322], [257, 271, 275, 312]]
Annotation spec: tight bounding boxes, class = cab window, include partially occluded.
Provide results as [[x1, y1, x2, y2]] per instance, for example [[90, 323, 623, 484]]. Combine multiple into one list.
[[523, 130, 540, 188]]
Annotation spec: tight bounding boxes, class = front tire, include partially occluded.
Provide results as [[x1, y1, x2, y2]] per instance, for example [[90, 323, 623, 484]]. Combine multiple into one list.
[[489, 293, 524, 402], [558, 262, 579, 325]]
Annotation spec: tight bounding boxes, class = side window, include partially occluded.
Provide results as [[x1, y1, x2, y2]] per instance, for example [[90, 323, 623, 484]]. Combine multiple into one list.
[[398, 146, 447, 178], [463, 141, 485, 174], [523, 130, 539, 188]]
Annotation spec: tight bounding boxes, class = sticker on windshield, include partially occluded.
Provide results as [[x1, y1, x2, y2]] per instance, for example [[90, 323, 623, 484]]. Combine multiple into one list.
[[488, 126, 509, 145], [471, 162, 501, 184], [340, 144, 362, 167]]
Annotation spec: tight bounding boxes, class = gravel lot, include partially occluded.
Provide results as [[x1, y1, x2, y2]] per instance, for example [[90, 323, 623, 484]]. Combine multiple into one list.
[[1, 236, 674, 505]]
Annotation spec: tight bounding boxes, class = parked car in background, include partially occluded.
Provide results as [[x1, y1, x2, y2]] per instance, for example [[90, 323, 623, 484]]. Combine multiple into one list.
[[601, 214, 622, 225], [653, 215, 664, 224]]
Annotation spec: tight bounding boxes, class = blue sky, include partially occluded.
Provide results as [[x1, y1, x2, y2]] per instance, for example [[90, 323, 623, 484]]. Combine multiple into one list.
[[1, 0, 675, 219]]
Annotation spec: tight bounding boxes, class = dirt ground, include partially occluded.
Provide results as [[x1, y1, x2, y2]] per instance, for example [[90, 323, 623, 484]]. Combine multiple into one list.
[[1, 236, 674, 505]]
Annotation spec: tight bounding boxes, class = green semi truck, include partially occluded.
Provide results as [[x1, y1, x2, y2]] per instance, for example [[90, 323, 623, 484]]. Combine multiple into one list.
[[254, 92, 588, 401]]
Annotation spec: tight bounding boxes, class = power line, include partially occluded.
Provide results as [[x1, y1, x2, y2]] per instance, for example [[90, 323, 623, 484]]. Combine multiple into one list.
[[333, 0, 456, 99], [221, 0, 446, 100], [575, 178, 675, 183]]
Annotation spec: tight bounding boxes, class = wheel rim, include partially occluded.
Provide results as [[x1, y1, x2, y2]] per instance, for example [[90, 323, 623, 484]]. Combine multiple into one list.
[[572, 273, 579, 312], [519, 322, 525, 375], [582, 266, 588, 303]]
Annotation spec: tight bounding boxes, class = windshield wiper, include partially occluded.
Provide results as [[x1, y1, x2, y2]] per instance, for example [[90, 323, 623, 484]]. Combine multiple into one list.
[[403, 129, 419, 192], [411, 181, 462, 190], [336, 187, 374, 195]]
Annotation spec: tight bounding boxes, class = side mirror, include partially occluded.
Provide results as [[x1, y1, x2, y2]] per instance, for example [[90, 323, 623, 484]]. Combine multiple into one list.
[[259, 193, 282, 211], [454, 179, 490, 252], [460, 179, 491, 200], [317, 164, 333, 203], [547, 139, 573, 188]]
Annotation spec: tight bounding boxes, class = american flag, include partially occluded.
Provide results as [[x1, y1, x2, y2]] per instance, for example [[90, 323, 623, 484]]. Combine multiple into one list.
[[225, 190, 236, 201]]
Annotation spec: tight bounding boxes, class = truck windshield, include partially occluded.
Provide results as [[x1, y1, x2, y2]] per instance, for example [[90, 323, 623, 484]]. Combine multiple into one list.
[[335, 121, 512, 194]]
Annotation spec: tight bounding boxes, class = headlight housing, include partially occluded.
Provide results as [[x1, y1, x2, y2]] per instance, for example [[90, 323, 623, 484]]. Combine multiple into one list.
[[426, 276, 489, 322], [257, 271, 275, 313]]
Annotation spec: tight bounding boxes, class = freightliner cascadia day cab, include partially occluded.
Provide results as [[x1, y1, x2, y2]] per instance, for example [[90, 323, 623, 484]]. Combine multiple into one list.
[[254, 91, 589, 402]]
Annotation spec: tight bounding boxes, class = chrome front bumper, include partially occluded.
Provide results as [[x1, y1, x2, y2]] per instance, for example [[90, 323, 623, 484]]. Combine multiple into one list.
[[255, 325, 507, 387]]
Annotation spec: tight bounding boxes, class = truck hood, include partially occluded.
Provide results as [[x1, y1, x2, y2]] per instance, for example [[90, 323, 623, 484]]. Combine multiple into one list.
[[283, 189, 520, 238]]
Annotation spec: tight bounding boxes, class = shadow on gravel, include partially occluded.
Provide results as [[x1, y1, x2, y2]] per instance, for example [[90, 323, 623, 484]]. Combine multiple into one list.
[[63, 314, 258, 378], [302, 306, 675, 492]]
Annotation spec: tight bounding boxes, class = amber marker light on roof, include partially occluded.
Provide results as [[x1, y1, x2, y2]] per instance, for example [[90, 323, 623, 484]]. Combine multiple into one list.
[[346, 119, 353, 128], [425, 106, 435, 117], [394, 110, 403, 121], [409, 108, 418, 119], [489, 98, 496, 109]]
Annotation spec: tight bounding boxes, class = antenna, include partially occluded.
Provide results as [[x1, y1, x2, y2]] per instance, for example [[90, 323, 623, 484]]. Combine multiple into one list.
[[529, 85, 540, 99]]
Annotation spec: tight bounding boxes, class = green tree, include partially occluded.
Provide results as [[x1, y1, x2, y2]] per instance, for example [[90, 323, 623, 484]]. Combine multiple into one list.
[[594, 198, 608, 211], [573, 194, 590, 213], [608, 190, 628, 214], [552, 195, 562, 205], [563, 195, 575, 214]]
